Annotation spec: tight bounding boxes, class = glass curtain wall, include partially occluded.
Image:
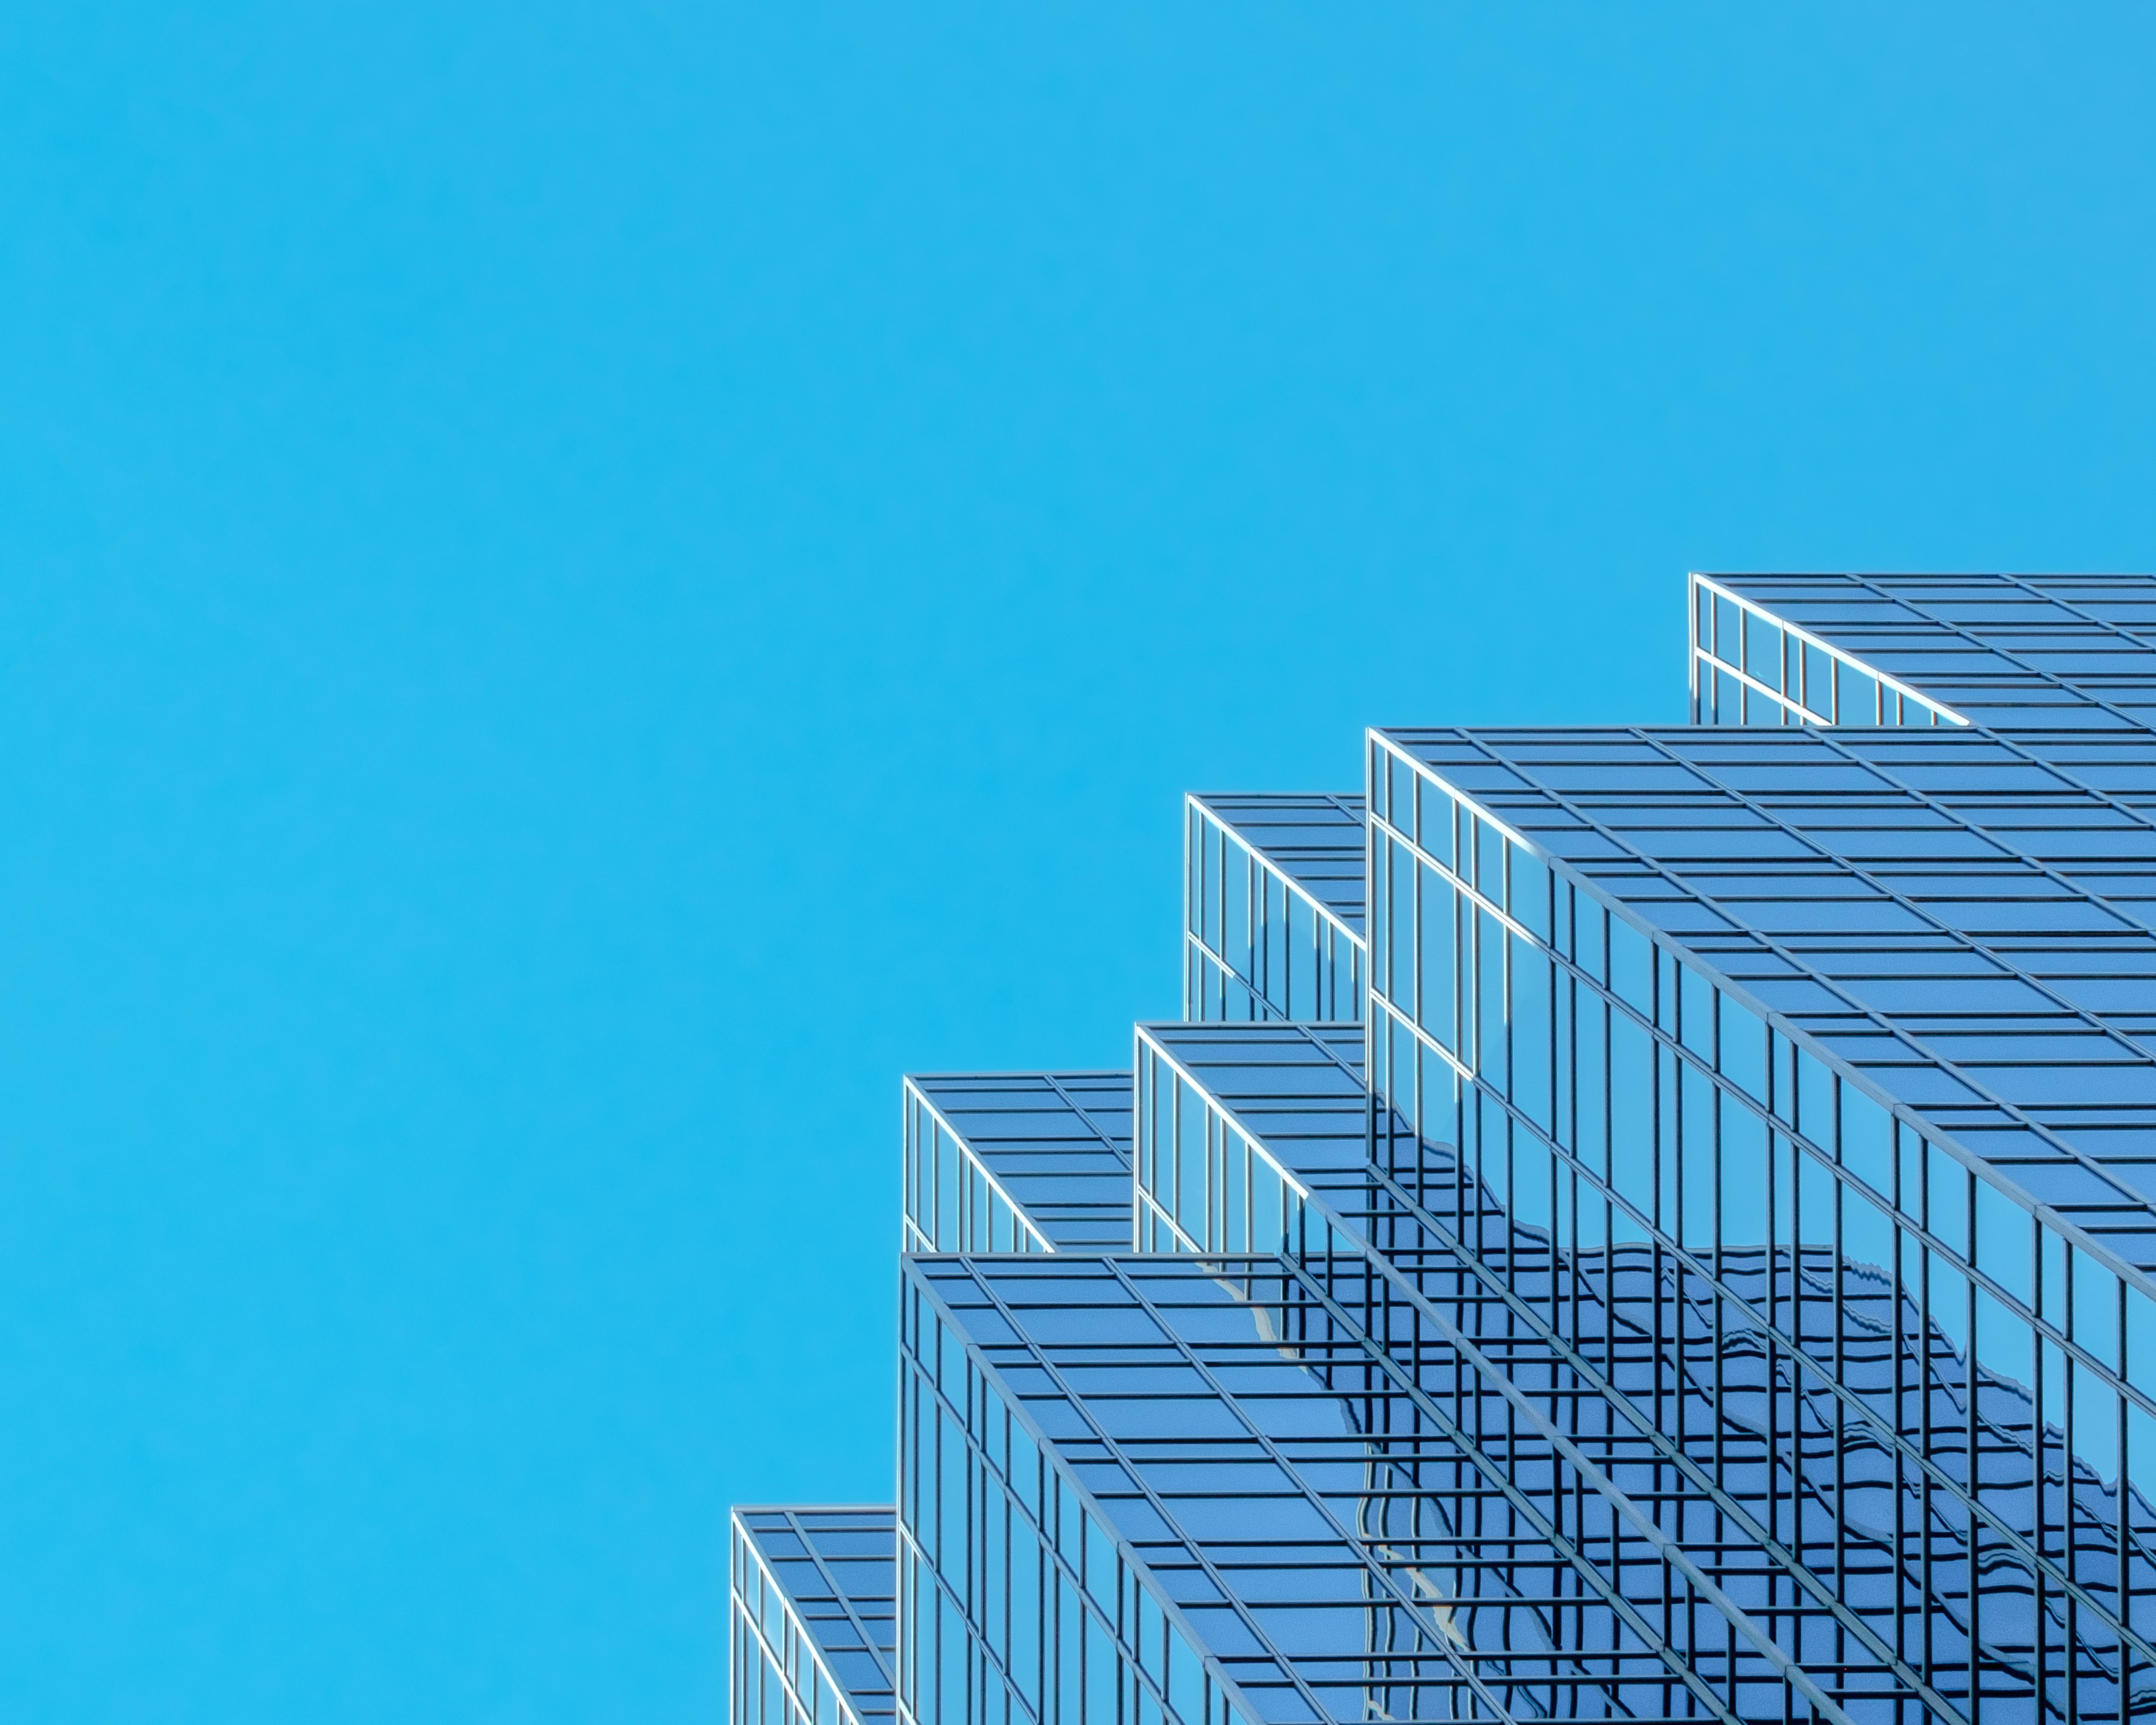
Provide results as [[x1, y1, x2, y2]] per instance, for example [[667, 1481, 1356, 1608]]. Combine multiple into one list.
[[1700, 573, 2156, 729], [739, 571, 2156, 1725], [903, 1075, 1136, 1254], [909, 1251, 1849, 1724], [1131, 1023, 1364, 1259], [1185, 796, 1365, 1024], [1691, 574, 1967, 729], [905, 1079, 1055, 1256], [1366, 728, 2156, 1720], [734, 1508, 902, 1725], [1131, 1018, 2097, 1723], [897, 1263, 1260, 1725]]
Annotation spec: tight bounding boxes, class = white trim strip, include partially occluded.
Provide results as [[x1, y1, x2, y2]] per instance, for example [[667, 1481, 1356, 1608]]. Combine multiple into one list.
[[731, 1513, 870, 1725], [1186, 793, 1367, 950], [1134, 1184, 1207, 1254], [1369, 806, 1536, 949], [1695, 646, 1836, 727], [1134, 1025, 1315, 1204], [1691, 573, 1971, 727], [902, 1082, 1055, 1254]]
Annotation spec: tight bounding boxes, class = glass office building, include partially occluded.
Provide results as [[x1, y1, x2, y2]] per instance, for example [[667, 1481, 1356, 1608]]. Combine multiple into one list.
[[733, 1507, 900, 1725], [736, 574, 2156, 1725]]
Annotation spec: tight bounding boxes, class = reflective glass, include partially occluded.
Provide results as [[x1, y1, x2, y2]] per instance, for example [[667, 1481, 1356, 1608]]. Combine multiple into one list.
[[743, 573, 2156, 1725]]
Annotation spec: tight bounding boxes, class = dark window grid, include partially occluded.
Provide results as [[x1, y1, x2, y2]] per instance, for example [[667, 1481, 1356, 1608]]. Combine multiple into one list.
[[1375, 732, 2156, 1315], [1624, 726, 2156, 1218], [1191, 792, 1366, 835], [1361, 802, 2153, 1436], [1196, 1043, 1945, 1622], [918, 1259, 1741, 1716], [737, 1509, 903, 1718], [935, 1254, 1842, 1725], [1723, 732, 2156, 957], [1139, 1044, 1978, 1723], [897, 1336, 1259, 1725], [912, 1075, 1135, 1149], [898, 1307, 1270, 1725], [1702, 577, 1956, 612], [920, 1323, 1722, 1724], [1186, 795, 1368, 933], [1881, 691, 2148, 727], [1847, 732, 2156, 763], [739, 1507, 901, 1616], [2010, 574, 2156, 620], [892, 1481, 1045, 1725], [1834, 734, 2156, 894], [905, 1076, 1134, 1254], [1692, 576, 1965, 729], [1361, 981, 2156, 1703], [1363, 914, 2156, 1682], [903, 1084, 1056, 1255], [1184, 805, 1366, 1027], [1710, 574, 2156, 735], [1876, 573, 2156, 710], [1327, 1201, 2136, 1725], [907, 1075, 1137, 1254], [1134, 1044, 1326, 1262], [1146, 1354, 1802, 1716], [1959, 659, 2156, 687], [1703, 612, 2100, 670], [1431, 733, 2156, 840], [1751, 645, 2060, 676], [1337, 1268, 1933, 1716], [1137, 1023, 1366, 1116], [1132, 1032, 1358, 1265], [1283, 1084, 2142, 1723], [1753, 639, 2117, 691], [1811, 657, 2119, 691], [736, 1517, 886, 1725]]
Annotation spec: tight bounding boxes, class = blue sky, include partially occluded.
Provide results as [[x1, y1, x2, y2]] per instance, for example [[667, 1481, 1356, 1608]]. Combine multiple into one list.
[[3, 4, 2154, 1721]]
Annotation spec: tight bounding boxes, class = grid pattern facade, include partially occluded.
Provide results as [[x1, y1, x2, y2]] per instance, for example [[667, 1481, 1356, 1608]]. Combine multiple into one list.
[[1186, 795, 1366, 1024], [905, 1075, 1137, 1253], [1695, 574, 2156, 732], [898, 1263, 1259, 1725], [734, 572, 2156, 1725], [733, 1508, 902, 1725], [1133, 1022, 1365, 1257], [912, 1252, 1842, 1724], [1144, 1011, 2156, 1723], [1691, 576, 1967, 731], [1364, 726, 2156, 1717]]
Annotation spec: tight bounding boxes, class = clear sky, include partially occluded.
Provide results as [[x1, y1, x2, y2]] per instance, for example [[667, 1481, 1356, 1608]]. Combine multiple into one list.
[[4, 5, 2154, 1721]]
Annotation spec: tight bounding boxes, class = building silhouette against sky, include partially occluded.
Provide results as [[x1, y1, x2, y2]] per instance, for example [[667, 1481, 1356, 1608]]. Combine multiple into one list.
[[734, 574, 2156, 1725]]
